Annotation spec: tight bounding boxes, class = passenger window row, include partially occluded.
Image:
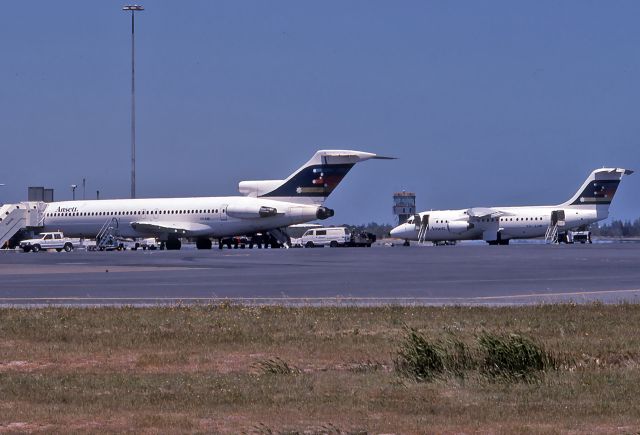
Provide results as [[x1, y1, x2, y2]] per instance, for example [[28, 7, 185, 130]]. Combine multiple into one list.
[[499, 217, 543, 222], [46, 209, 220, 217], [479, 217, 545, 222], [418, 216, 548, 224]]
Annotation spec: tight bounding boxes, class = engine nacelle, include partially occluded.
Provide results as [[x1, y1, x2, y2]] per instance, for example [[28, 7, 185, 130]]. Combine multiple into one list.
[[448, 220, 474, 234], [316, 206, 334, 220], [226, 203, 278, 219]]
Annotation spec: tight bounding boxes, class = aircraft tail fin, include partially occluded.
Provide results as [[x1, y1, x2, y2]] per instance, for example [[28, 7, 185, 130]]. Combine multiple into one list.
[[239, 149, 394, 205], [560, 168, 633, 211]]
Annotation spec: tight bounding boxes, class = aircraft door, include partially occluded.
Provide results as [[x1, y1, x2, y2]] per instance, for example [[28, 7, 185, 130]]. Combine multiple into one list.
[[413, 214, 422, 230], [415, 214, 428, 231], [220, 204, 228, 221], [421, 214, 429, 230], [416, 214, 429, 241], [550, 210, 566, 227]]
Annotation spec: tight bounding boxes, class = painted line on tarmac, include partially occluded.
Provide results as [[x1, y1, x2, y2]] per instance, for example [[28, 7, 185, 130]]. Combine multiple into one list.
[[469, 288, 640, 300], [0, 266, 208, 275], [0, 288, 639, 303]]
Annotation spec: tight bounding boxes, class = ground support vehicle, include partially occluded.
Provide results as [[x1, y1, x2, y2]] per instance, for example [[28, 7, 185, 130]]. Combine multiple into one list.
[[217, 233, 282, 249], [301, 227, 350, 248], [130, 238, 159, 250], [86, 234, 125, 251], [347, 231, 376, 247], [560, 230, 592, 244], [19, 232, 78, 252], [299, 227, 376, 248]]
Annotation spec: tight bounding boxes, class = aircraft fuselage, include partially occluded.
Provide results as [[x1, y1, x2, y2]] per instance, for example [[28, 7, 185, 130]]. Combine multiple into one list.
[[42, 196, 321, 239], [390, 167, 632, 244], [392, 205, 599, 242]]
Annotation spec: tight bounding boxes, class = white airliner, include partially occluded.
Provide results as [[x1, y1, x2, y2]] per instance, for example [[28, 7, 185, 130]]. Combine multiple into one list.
[[390, 167, 633, 245], [42, 150, 391, 249]]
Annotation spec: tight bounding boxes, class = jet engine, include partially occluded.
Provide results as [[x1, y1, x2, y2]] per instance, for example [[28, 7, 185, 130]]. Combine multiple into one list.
[[226, 204, 278, 219], [448, 220, 474, 234], [316, 206, 334, 220]]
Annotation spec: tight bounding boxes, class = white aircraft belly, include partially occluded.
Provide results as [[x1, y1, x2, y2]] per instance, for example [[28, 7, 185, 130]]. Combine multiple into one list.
[[130, 221, 213, 236]]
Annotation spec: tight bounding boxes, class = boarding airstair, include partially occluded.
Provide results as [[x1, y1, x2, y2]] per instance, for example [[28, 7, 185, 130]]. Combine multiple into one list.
[[0, 204, 27, 248], [544, 210, 565, 244], [0, 202, 47, 249], [95, 218, 120, 250], [544, 224, 559, 244], [415, 214, 429, 243]]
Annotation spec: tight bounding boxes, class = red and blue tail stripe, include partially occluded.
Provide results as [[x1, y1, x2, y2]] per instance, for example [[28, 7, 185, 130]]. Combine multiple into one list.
[[259, 163, 355, 198], [569, 179, 620, 205]]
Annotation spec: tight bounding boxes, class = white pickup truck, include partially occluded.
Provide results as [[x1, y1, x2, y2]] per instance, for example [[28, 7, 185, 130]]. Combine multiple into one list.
[[19, 232, 77, 252]]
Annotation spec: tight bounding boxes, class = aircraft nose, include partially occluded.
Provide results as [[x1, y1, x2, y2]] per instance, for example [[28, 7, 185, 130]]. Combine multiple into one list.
[[390, 225, 404, 238]]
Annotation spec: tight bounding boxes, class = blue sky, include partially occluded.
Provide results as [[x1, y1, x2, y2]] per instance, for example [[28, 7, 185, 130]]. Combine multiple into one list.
[[1, 1, 638, 224]]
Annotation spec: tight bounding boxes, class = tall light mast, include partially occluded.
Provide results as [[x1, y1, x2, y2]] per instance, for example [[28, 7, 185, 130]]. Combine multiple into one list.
[[123, 5, 144, 199]]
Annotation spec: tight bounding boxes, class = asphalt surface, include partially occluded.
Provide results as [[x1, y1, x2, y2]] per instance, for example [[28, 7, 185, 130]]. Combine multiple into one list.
[[0, 243, 639, 306]]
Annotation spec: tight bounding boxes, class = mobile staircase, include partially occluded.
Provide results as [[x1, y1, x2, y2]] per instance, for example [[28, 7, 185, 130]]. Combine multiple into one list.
[[544, 210, 566, 244], [544, 224, 559, 244], [0, 202, 47, 249], [415, 214, 429, 243], [95, 217, 121, 250]]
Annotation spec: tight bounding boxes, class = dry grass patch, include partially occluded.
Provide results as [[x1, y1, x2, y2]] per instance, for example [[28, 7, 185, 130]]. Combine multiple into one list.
[[0, 304, 639, 432]]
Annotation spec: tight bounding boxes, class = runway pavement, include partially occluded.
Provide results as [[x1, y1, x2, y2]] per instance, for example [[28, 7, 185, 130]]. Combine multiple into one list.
[[0, 243, 639, 306]]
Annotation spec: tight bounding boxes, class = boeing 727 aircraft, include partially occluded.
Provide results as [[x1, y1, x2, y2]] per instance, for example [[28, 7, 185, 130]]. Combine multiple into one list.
[[390, 167, 633, 245], [41, 150, 391, 249]]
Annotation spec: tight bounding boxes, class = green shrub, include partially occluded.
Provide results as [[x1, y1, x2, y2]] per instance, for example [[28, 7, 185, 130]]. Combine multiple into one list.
[[395, 328, 557, 383], [478, 332, 556, 381], [394, 327, 445, 381], [440, 335, 475, 377]]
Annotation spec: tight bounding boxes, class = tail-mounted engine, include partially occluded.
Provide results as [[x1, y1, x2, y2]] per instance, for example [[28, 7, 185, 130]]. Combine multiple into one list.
[[227, 204, 279, 219], [316, 206, 334, 220]]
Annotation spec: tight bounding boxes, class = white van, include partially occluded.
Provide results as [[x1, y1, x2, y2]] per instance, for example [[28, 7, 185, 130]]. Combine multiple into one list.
[[301, 227, 350, 248]]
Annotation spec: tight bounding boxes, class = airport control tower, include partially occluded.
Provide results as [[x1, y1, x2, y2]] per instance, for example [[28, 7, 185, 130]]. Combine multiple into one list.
[[393, 191, 416, 225]]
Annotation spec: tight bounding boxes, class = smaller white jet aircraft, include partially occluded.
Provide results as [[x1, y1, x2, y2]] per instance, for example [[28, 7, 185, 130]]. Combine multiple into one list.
[[390, 167, 633, 245]]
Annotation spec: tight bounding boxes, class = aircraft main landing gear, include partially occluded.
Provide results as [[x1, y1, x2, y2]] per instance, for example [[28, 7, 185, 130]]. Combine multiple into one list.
[[165, 239, 182, 250], [196, 238, 212, 250]]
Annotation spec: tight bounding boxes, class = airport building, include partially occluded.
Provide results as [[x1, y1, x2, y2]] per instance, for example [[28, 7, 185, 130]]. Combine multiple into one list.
[[392, 191, 415, 225]]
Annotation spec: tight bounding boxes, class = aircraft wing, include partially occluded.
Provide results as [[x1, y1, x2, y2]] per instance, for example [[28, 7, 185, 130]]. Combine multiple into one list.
[[130, 221, 212, 236], [467, 207, 505, 218]]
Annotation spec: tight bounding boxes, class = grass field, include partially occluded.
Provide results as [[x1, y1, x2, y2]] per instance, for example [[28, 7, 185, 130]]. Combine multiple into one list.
[[1, 304, 639, 433]]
